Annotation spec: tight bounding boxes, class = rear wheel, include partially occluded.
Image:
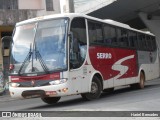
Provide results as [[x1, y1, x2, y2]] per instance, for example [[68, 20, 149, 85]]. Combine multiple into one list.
[[81, 76, 102, 101], [137, 72, 145, 89], [130, 72, 145, 89], [41, 97, 61, 104]]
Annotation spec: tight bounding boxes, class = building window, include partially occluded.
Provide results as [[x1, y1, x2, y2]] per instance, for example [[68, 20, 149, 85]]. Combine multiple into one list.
[[46, 0, 54, 11], [0, 0, 18, 9]]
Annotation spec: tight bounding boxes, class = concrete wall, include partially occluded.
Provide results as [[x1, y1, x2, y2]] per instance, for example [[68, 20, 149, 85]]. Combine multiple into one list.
[[18, 0, 44, 10], [0, 10, 37, 26], [75, 0, 115, 14], [37, 0, 61, 16], [0, 0, 62, 27]]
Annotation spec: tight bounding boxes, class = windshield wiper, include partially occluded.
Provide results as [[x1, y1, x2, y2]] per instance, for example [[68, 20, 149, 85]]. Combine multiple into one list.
[[35, 44, 50, 74], [18, 44, 32, 75]]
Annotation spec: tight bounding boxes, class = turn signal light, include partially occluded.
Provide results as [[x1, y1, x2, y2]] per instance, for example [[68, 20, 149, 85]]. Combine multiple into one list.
[[9, 64, 14, 70]]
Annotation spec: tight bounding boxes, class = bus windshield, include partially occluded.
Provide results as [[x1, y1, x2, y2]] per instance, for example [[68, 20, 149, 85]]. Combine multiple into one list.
[[10, 18, 68, 75]]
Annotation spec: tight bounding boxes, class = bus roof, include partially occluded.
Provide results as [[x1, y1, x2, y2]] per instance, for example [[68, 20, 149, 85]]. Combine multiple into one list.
[[16, 13, 154, 36]]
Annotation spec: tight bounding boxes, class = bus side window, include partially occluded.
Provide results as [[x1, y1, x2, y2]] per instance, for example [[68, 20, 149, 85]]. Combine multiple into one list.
[[146, 35, 152, 51], [88, 21, 104, 44], [138, 34, 145, 50], [117, 28, 129, 47], [70, 17, 87, 69], [103, 25, 116, 46], [151, 36, 157, 51], [128, 31, 137, 48], [95, 24, 103, 44], [88, 22, 96, 44]]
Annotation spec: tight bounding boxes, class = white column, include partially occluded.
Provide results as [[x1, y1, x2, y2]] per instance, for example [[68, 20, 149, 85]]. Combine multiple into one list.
[[60, 0, 74, 13]]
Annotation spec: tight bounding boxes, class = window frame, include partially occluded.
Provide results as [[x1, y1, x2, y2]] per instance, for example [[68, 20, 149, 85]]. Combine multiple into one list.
[[45, 0, 54, 11]]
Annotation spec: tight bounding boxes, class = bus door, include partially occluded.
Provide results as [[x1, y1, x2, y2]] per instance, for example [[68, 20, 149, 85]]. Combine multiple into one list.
[[69, 17, 88, 94]]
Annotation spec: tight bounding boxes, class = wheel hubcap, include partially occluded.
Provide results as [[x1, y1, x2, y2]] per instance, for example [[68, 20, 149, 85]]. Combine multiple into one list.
[[91, 82, 98, 94]]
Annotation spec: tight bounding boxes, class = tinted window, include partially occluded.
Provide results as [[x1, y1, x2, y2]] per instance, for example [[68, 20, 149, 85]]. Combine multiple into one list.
[[103, 25, 116, 45], [88, 21, 103, 44], [128, 31, 137, 48], [117, 28, 129, 47], [146, 35, 152, 51], [70, 18, 87, 69], [151, 36, 157, 51], [138, 34, 146, 50]]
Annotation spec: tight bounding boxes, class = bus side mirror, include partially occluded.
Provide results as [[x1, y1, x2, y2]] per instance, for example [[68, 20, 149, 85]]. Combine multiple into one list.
[[69, 32, 79, 53], [1, 36, 12, 57]]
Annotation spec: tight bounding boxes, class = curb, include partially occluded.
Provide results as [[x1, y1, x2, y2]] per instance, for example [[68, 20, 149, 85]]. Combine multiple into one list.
[[0, 89, 9, 97]]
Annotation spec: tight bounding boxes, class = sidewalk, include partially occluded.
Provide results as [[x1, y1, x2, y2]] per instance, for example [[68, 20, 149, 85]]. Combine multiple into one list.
[[0, 90, 17, 102]]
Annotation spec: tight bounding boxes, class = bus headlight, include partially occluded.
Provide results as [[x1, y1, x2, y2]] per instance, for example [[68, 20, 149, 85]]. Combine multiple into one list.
[[49, 79, 67, 85], [10, 82, 20, 87]]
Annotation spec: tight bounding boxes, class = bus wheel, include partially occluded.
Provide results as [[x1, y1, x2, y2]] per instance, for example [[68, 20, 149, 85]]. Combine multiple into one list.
[[131, 72, 145, 89], [138, 72, 145, 89], [81, 76, 102, 101], [41, 97, 61, 104]]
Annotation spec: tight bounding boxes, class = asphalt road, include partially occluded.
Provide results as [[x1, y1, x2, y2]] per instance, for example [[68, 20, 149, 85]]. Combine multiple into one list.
[[0, 78, 160, 113]]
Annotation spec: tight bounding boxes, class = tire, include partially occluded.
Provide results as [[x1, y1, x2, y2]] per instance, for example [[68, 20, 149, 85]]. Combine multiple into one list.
[[41, 97, 61, 104], [138, 72, 145, 89], [81, 76, 102, 101], [130, 72, 145, 89]]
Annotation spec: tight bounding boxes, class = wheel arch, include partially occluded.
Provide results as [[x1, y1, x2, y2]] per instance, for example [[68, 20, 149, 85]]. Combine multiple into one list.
[[89, 71, 104, 92]]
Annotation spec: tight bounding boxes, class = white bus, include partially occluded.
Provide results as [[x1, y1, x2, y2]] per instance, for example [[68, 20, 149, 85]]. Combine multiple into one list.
[[8, 13, 159, 104]]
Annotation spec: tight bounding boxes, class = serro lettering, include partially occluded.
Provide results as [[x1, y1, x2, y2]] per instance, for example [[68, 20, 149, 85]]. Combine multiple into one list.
[[97, 53, 112, 59]]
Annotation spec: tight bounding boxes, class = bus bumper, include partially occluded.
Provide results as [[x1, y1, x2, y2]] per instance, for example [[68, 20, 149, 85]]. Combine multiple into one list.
[[9, 83, 70, 99]]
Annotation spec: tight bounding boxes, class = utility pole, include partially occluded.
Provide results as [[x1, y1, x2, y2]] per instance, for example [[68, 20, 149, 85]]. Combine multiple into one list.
[[68, 0, 75, 13], [60, 0, 75, 13]]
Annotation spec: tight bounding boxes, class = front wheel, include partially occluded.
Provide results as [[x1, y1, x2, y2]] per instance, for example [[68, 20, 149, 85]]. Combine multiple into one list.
[[81, 76, 102, 101], [41, 97, 61, 104]]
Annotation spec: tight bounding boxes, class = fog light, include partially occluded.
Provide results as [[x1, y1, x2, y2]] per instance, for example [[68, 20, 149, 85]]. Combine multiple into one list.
[[10, 92, 14, 95], [9, 64, 14, 70], [62, 88, 68, 93]]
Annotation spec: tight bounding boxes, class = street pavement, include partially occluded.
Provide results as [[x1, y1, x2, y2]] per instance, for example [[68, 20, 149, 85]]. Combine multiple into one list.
[[0, 78, 160, 111]]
